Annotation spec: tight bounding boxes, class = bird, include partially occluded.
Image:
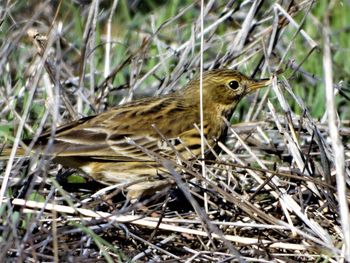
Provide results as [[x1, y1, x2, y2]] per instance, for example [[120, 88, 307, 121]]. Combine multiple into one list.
[[1, 69, 271, 199]]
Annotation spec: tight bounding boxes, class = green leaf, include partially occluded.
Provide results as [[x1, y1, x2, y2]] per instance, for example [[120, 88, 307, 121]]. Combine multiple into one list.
[[67, 174, 87, 184]]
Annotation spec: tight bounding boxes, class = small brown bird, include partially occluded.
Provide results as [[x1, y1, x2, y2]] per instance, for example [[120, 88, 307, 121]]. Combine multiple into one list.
[[1, 69, 270, 198]]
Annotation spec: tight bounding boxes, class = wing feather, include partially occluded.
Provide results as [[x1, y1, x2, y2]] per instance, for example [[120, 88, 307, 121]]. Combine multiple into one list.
[[32, 96, 203, 163]]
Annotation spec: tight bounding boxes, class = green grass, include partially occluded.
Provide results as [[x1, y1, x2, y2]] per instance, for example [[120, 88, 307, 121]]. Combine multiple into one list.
[[0, 1, 349, 261]]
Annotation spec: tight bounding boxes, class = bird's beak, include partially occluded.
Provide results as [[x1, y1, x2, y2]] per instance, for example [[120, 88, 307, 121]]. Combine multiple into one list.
[[246, 77, 272, 93]]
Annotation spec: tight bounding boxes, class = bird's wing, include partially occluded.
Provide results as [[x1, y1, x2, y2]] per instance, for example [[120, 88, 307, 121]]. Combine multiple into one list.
[[35, 123, 162, 162], [42, 126, 202, 162], [32, 96, 202, 162]]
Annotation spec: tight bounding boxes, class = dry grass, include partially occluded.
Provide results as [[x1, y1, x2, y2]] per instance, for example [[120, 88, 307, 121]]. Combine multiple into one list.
[[0, 0, 349, 262]]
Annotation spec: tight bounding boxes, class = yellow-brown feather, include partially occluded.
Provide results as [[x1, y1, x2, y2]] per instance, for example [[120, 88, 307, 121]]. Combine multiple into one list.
[[0, 69, 270, 199]]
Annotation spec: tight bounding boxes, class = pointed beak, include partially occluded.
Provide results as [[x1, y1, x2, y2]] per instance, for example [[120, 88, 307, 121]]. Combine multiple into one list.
[[246, 77, 272, 93]]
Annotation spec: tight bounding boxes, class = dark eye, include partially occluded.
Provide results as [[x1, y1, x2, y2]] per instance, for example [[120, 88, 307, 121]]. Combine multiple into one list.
[[228, 80, 239, 90]]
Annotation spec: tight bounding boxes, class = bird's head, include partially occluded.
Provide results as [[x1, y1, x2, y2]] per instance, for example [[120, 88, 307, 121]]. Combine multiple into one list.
[[183, 69, 271, 107]]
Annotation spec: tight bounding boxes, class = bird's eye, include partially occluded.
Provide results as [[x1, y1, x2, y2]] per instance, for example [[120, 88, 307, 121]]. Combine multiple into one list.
[[228, 80, 239, 90]]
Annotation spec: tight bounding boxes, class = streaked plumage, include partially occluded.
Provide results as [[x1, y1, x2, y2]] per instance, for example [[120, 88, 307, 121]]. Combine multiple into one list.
[[1, 69, 270, 198]]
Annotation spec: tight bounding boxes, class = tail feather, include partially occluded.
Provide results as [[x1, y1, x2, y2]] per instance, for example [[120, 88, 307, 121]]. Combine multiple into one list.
[[0, 147, 27, 160]]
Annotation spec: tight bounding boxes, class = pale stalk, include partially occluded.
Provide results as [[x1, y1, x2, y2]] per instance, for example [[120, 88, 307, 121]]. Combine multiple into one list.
[[199, 0, 208, 213]]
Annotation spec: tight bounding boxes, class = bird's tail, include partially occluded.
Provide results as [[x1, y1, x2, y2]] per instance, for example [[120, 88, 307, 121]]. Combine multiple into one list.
[[0, 146, 27, 160]]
